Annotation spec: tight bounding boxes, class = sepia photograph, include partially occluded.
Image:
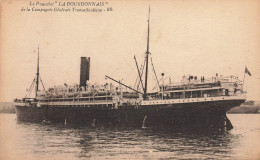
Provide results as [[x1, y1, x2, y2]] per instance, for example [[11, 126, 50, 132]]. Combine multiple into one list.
[[0, 0, 260, 159]]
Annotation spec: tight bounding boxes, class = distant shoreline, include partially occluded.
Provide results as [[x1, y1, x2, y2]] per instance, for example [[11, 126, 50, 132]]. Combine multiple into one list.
[[228, 101, 260, 114], [0, 102, 16, 114]]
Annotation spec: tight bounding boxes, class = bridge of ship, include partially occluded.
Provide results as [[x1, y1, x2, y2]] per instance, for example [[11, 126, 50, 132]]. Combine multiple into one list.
[[142, 86, 245, 106]]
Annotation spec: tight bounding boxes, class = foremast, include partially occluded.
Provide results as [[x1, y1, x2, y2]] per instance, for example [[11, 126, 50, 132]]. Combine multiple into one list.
[[35, 46, 40, 97], [144, 6, 150, 100]]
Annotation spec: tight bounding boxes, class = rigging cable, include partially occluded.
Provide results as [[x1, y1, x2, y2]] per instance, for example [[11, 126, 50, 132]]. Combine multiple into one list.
[[25, 78, 36, 98], [134, 56, 145, 93], [40, 77, 45, 91], [133, 64, 142, 90], [137, 59, 146, 91], [151, 57, 160, 90], [123, 65, 136, 86], [152, 77, 163, 91]]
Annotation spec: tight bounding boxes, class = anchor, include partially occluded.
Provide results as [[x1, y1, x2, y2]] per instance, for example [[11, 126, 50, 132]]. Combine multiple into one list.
[[225, 115, 233, 130], [142, 115, 147, 128]]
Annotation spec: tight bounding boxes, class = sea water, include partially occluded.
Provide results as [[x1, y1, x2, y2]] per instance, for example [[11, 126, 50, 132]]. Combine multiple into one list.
[[0, 114, 259, 160]]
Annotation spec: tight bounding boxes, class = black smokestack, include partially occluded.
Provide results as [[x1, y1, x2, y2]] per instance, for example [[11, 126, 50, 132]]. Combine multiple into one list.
[[80, 57, 90, 87]]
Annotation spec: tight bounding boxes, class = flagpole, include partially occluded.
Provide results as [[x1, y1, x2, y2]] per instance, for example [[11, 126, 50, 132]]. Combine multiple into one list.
[[242, 66, 246, 92]]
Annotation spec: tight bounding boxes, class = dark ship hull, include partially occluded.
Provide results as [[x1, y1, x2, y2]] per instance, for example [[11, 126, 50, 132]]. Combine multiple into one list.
[[15, 99, 245, 129]]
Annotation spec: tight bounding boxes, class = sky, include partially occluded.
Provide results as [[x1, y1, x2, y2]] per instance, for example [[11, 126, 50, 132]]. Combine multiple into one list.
[[0, 0, 260, 101]]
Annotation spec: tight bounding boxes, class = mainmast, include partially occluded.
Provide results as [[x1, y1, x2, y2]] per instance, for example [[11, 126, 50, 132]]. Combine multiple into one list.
[[144, 6, 150, 99], [35, 45, 40, 97]]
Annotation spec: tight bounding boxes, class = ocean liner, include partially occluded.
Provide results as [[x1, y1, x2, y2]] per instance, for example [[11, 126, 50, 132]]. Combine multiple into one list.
[[15, 8, 246, 130]]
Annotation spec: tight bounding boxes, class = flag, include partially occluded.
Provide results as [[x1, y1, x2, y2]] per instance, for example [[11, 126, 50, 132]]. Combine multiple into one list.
[[245, 67, 252, 76]]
